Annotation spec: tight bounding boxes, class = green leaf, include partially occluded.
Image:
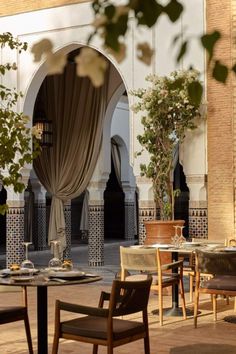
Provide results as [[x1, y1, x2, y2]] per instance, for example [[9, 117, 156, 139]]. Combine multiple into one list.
[[165, 0, 183, 22], [104, 24, 120, 51], [104, 4, 116, 20], [201, 30, 221, 62], [187, 81, 203, 106], [176, 41, 188, 62], [134, 0, 163, 28], [212, 60, 228, 83]]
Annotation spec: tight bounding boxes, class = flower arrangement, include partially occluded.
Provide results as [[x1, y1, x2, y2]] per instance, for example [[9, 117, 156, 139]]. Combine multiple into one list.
[[131, 69, 203, 220]]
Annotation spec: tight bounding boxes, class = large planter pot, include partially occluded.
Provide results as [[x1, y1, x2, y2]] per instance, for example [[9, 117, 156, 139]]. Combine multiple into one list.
[[144, 220, 185, 245]]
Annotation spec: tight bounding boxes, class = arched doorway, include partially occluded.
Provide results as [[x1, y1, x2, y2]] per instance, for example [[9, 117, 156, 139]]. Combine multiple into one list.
[[174, 160, 189, 238]]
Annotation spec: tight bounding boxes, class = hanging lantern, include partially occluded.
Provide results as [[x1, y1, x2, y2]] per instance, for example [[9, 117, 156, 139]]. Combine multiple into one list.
[[34, 119, 53, 147]]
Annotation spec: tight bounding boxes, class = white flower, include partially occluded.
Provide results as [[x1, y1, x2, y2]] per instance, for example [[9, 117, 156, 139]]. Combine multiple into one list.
[[46, 52, 67, 75], [75, 48, 108, 87], [22, 115, 30, 124], [137, 42, 154, 66], [31, 126, 42, 140], [92, 15, 107, 28], [31, 39, 53, 62]]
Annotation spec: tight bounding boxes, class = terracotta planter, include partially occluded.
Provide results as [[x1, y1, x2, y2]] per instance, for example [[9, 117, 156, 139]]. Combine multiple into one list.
[[144, 220, 185, 245]]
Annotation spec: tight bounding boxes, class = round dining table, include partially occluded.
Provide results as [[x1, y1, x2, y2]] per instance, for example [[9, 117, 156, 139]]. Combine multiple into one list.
[[0, 270, 102, 354]]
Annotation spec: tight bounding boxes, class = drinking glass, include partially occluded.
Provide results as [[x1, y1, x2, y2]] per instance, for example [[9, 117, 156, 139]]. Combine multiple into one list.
[[21, 242, 34, 270], [48, 240, 62, 269]]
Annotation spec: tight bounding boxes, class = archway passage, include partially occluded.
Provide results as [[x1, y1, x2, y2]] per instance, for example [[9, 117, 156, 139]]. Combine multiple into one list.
[[104, 156, 125, 240], [174, 161, 189, 238]]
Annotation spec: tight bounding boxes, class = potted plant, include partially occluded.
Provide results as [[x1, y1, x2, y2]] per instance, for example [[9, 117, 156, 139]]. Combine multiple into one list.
[[131, 69, 203, 244]]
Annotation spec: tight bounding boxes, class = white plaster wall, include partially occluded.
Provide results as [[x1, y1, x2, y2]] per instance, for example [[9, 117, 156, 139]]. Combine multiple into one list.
[[0, 0, 206, 202]]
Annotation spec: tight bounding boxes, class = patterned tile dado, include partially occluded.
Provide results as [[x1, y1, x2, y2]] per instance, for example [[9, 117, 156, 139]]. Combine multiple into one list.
[[63, 203, 71, 259], [6, 207, 25, 267], [125, 201, 135, 240], [88, 204, 104, 266], [33, 203, 47, 250], [139, 207, 155, 245], [189, 208, 208, 239]]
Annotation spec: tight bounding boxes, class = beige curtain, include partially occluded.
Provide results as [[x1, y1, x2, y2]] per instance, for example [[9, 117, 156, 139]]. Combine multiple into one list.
[[34, 62, 108, 253]]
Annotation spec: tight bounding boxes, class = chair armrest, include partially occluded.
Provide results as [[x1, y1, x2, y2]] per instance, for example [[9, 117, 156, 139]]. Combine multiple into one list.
[[57, 300, 109, 317], [161, 260, 183, 271], [98, 291, 111, 307]]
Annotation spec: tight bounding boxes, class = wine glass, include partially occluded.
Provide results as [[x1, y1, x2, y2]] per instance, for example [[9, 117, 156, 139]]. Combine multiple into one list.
[[48, 240, 62, 269], [21, 242, 34, 270]]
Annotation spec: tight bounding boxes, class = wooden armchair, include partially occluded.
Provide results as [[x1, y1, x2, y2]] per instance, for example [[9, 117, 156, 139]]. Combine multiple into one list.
[[120, 246, 187, 326], [194, 250, 236, 327], [52, 276, 152, 354], [0, 285, 33, 353]]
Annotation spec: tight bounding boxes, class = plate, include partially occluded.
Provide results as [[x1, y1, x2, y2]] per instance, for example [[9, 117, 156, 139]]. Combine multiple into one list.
[[1, 268, 39, 276], [11, 276, 34, 282], [48, 270, 85, 279], [182, 242, 201, 247], [224, 247, 236, 252], [150, 244, 171, 249]]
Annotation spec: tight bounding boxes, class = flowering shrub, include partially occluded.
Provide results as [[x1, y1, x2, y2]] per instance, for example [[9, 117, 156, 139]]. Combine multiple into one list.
[[131, 69, 203, 220], [0, 33, 42, 214]]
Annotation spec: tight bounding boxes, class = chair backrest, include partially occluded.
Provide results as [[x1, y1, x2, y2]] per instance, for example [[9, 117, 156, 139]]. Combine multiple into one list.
[[120, 246, 160, 274], [109, 276, 152, 317], [196, 250, 236, 275]]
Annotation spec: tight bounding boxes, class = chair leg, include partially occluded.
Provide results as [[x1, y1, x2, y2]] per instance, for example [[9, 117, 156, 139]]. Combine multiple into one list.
[[189, 274, 194, 303], [144, 335, 150, 354], [179, 279, 187, 320], [107, 345, 113, 354], [24, 314, 33, 354], [194, 289, 199, 328], [158, 287, 163, 326], [93, 344, 99, 354], [52, 335, 59, 354], [212, 294, 217, 322]]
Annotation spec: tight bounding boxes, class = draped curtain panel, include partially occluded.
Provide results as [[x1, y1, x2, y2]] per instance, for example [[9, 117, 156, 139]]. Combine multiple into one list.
[[34, 62, 109, 253]]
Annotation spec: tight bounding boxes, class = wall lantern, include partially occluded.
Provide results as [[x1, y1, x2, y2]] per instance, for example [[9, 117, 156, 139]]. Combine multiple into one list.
[[34, 118, 53, 148]]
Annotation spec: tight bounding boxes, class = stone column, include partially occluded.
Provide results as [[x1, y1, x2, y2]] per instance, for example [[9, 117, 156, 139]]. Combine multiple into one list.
[[6, 191, 25, 268], [31, 179, 47, 250], [122, 185, 136, 241], [186, 175, 208, 239], [136, 177, 155, 244], [87, 182, 106, 266]]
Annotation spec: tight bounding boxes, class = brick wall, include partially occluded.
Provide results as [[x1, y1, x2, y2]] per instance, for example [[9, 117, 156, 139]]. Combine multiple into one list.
[[207, 0, 235, 239], [0, 0, 88, 17]]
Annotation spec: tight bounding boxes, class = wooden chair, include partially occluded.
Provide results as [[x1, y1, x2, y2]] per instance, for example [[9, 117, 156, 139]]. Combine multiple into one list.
[[0, 285, 33, 353], [194, 250, 236, 327], [52, 276, 152, 354], [120, 246, 187, 326]]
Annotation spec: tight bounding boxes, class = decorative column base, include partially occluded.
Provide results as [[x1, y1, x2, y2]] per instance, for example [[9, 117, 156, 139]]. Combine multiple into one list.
[[138, 202, 155, 245], [33, 203, 47, 250], [6, 207, 25, 267], [88, 204, 104, 266], [189, 202, 208, 239], [63, 202, 71, 259]]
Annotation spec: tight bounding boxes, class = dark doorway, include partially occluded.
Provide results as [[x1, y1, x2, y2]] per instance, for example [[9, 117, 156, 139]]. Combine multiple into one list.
[[0, 186, 7, 248], [174, 160, 189, 238], [104, 156, 125, 240]]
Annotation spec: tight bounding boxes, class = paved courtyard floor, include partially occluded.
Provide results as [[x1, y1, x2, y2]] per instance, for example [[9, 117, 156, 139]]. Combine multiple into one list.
[[0, 241, 236, 353]]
